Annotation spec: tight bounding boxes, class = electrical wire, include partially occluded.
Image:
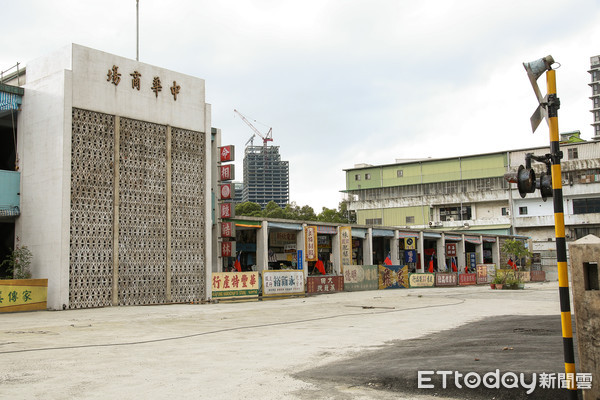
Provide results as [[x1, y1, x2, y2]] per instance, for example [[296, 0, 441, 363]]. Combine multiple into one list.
[[0, 296, 466, 355]]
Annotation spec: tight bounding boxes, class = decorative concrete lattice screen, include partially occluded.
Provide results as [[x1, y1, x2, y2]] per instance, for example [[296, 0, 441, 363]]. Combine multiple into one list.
[[171, 127, 206, 302], [118, 118, 168, 305], [69, 108, 206, 308], [70, 109, 115, 308]]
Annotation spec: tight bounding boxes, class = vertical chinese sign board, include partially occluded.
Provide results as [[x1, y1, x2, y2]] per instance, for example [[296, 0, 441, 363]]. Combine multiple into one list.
[[218, 146, 235, 262], [339, 226, 352, 274], [304, 226, 317, 262], [211, 272, 259, 300], [0, 279, 48, 312]]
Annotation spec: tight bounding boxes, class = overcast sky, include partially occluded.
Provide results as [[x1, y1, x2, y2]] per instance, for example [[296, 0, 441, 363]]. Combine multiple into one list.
[[1, 1, 599, 211]]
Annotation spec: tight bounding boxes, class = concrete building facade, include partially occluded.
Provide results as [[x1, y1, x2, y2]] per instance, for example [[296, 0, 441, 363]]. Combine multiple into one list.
[[7, 44, 214, 309]]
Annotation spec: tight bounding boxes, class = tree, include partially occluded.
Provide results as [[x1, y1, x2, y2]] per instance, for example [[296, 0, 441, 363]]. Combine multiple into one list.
[[235, 201, 262, 216], [501, 239, 532, 269]]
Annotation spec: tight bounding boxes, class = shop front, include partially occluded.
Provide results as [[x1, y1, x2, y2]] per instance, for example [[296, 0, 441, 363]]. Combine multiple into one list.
[[371, 229, 394, 265], [232, 219, 262, 271], [267, 222, 303, 270]]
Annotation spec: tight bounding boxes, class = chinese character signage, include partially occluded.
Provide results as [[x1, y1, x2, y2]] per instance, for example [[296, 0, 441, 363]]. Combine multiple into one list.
[[339, 226, 352, 269], [404, 250, 417, 264], [263, 270, 305, 296], [221, 241, 236, 258], [459, 273, 477, 286], [105, 65, 181, 101], [446, 243, 457, 256], [219, 165, 235, 181], [221, 222, 235, 238], [344, 265, 378, 292], [219, 145, 235, 162], [409, 273, 435, 288], [305, 226, 317, 262], [220, 203, 234, 219], [405, 237, 416, 249], [378, 265, 408, 289], [435, 273, 458, 287], [307, 276, 344, 294], [211, 272, 259, 299], [219, 183, 232, 200], [0, 279, 48, 312]]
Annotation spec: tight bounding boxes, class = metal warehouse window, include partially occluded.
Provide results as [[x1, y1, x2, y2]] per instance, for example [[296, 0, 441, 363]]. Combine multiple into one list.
[[573, 198, 600, 214]]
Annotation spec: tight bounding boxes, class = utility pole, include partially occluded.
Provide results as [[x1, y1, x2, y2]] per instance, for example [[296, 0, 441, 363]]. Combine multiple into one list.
[[136, 0, 139, 61]]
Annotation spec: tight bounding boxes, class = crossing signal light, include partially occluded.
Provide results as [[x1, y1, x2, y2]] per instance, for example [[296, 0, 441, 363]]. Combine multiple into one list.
[[504, 153, 553, 200], [505, 165, 535, 198], [537, 172, 553, 202]]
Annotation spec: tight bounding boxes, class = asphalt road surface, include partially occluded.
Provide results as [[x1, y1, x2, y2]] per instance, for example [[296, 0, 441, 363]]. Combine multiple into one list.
[[0, 281, 582, 399]]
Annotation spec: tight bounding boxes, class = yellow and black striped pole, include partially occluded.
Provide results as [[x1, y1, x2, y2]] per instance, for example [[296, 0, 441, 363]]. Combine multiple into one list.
[[546, 68, 578, 399]]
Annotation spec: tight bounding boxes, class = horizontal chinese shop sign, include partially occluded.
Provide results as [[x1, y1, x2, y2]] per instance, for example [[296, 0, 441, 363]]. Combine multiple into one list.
[[409, 273, 435, 288], [263, 270, 305, 297], [343, 265, 378, 292], [379, 265, 408, 289], [459, 273, 477, 286], [211, 272, 259, 300], [435, 272, 457, 287], [0, 279, 48, 312], [307, 275, 344, 294]]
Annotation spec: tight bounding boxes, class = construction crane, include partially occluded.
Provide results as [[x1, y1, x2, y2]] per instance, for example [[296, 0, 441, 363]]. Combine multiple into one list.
[[234, 109, 273, 147]]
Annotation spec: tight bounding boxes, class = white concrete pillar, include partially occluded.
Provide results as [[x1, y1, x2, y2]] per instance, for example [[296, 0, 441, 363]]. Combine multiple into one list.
[[392, 231, 400, 265], [332, 227, 341, 275], [477, 235, 484, 264], [436, 235, 445, 271], [493, 237, 501, 267], [457, 236, 466, 271], [364, 228, 373, 265], [418, 231, 425, 273], [256, 221, 269, 272]]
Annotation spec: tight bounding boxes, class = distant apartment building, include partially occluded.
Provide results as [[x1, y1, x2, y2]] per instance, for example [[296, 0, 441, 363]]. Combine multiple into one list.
[[590, 55, 600, 140], [242, 145, 289, 208]]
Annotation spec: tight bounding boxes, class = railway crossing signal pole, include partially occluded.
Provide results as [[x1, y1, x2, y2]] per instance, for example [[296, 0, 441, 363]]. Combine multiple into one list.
[[517, 55, 578, 399]]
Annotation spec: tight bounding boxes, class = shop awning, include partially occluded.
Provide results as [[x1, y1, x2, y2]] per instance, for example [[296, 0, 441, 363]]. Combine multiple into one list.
[[445, 234, 462, 241], [0, 206, 19, 218], [352, 228, 367, 239], [464, 236, 482, 245], [317, 225, 337, 234], [397, 231, 419, 238], [233, 219, 262, 228], [0, 85, 23, 111], [483, 237, 497, 243], [424, 232, 442, 239], [372, 229, 394, 237], [268, 222, 302, 230]]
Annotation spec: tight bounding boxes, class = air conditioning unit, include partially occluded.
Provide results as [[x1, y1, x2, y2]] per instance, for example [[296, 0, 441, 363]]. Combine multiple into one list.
[[428, 221, 442, 227]]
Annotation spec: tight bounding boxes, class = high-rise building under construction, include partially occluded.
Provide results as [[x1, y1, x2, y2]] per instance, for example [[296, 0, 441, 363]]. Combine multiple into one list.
[[242, 145, 289, 208]]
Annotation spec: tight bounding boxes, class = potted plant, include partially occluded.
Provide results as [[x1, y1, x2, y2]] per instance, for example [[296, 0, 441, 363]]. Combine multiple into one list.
[[492, 273, 505, 290]]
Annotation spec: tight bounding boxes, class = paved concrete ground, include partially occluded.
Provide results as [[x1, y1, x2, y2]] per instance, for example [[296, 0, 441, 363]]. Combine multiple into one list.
[[0, 281, 580, 399]]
